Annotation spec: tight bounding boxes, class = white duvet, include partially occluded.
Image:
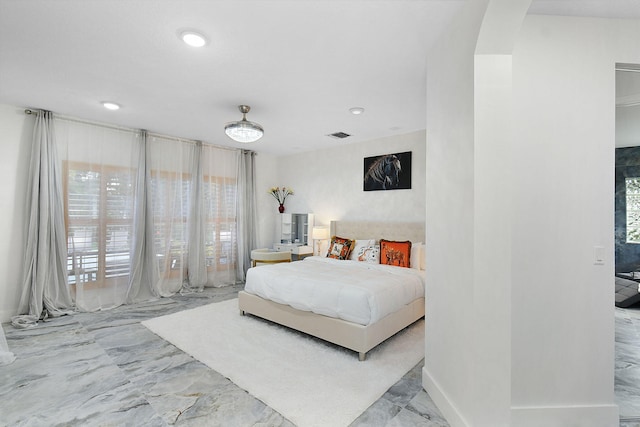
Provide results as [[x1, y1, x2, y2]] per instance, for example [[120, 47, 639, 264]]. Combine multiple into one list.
[[244, 256, 425, 326]]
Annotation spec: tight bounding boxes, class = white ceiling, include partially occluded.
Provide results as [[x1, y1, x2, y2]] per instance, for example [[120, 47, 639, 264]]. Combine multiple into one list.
[[1, 0, 639, 155]]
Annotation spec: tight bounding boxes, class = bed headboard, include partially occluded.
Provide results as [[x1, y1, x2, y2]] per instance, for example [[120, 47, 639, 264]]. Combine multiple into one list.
[[329, 220, 425, 243]]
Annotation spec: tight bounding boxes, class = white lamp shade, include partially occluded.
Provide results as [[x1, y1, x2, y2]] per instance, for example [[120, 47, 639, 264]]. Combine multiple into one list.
[[312, 226, 329, 240]]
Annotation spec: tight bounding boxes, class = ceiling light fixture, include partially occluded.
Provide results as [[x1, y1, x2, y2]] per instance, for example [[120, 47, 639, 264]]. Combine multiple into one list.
[[349, 107, 365, 115], [102, 101, 120, 110], [224, 105, 264, 143], [180, 30, 207, 47]]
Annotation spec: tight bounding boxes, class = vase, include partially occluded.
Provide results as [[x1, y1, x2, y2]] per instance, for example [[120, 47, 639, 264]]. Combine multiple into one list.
[[278, 204, 285, 213]]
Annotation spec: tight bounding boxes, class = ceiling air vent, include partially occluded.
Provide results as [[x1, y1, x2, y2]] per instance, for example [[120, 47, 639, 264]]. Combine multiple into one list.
[[327, 131, 351, 139]]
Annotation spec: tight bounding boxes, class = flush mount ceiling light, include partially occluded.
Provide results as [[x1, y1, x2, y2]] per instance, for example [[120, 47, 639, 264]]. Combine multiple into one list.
[[102, 101, 120, 110], [349, 107, 365, 115], [180, 30, 207, 47], [224, 105, 264, 143]]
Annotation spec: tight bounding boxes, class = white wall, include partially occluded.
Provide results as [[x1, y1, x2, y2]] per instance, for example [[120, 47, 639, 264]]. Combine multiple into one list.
[[425, 3, 637, 426], [616, 104, 640, 147], [472, 2, 531, 426], [269, 130, 426, 237], [0, 105, 32, 322], [254, 152, 279, 249], [508, 15, 634, 426], [616, 70, 640, 147], [423, 1, 489, 425]]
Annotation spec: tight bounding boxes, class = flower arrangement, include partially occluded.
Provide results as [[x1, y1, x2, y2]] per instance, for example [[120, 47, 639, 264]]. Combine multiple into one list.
[[269, 187, 294, 205]]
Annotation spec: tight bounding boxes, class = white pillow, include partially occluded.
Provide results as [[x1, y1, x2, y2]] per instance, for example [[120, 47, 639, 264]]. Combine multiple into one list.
[[349, 239, 375, 261], [410, 242, 425, 270], [354, 244, 380, 264]]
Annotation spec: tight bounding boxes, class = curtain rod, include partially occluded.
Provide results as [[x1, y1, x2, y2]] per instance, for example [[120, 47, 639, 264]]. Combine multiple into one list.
[[23, 108, 254, 155]]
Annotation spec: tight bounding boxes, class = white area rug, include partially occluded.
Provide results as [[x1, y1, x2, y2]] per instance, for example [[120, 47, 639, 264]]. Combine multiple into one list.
[[142, 298, 424, 427]]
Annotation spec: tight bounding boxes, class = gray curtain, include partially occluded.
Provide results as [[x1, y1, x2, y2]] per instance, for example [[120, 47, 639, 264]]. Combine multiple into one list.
[[183, 141, 207, 293], [126, 131, 159, 303], [0, 324, 15, 365], [236, 150, 258, 279], [12, 111, 74, 328]]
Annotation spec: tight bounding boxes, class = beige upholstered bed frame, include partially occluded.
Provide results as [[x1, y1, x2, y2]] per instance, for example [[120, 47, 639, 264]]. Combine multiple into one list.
[[238, 220, 425, 361]]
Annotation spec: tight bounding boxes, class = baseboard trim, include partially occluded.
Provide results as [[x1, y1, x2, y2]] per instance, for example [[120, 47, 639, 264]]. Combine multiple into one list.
[[511, 403, 619, 427], [423, 364, 619, 427], [422, 365, 469, 427]]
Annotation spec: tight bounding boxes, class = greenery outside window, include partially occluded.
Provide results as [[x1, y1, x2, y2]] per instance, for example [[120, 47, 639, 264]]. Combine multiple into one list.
[[626, 177, 640, 243]]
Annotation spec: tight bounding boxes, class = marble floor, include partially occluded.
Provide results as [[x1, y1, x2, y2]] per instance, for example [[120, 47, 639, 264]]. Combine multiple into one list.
[[1, 286, 638, 427], [0, 285, 448, 427], [617, 304, 640, 427]]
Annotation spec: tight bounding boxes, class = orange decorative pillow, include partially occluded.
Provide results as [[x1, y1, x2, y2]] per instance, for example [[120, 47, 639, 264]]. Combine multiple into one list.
[[379, 239, 412, 268], [326, 236, 355, 260]]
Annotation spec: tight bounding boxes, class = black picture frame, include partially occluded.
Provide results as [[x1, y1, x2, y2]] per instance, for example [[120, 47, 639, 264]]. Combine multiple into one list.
[[363, 151, 412, 191]]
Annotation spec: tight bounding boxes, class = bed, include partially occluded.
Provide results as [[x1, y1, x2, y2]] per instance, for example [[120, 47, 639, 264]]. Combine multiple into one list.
[[238, 220, 425, 360]]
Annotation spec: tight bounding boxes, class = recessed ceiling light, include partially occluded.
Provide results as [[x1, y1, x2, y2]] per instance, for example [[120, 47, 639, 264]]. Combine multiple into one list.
[[180, 30, 207, 47], [349, 107, 365, 115], [102, 102, 120, 110]]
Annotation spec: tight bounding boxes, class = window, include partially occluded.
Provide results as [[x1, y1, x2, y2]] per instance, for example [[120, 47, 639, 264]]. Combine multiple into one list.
[[149, 171, 238, 279], [203, 176, 237, 270], [150, 171, 191, 279], [64, 148, 239, 292], [66, 162, 134, 288], [626, 177, 640, 243]]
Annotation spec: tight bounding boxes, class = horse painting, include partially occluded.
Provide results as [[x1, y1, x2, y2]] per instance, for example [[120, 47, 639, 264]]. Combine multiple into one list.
[[363, 151, 411, 191]]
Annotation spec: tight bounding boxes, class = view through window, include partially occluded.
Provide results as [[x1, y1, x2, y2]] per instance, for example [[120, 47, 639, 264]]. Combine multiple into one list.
[[65, 162, 238, 290], [626, 176, 640, 243], [66, 163, 134, 288]]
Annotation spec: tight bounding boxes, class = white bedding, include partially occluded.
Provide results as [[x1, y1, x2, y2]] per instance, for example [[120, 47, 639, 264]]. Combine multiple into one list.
[[243, 256, 425, 326]]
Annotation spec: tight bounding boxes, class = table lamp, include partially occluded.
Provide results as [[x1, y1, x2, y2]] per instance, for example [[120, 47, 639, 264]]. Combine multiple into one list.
[[312, 226, 330, 256]]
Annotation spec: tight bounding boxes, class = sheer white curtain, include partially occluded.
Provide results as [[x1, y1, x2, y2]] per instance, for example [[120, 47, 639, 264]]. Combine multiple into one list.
[[201, 144, 242, 286], [13, 112, 252, 321], [0, 325, 15, 365], [127, 131, 159, 303], [146, 135, 197, 295], [138, 136, 246, 292], [12, 111, 74, 327], [236, 150, 258, 279], [185, 141, 207, 292], [56, 119, 140, 311]]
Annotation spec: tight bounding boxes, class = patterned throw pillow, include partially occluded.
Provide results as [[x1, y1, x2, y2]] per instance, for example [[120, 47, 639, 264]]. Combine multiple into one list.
[[349, 239, 375, 261], [355, 244, 380, 264], [326, 236, 355, 260], [379, 239, 412, 268]]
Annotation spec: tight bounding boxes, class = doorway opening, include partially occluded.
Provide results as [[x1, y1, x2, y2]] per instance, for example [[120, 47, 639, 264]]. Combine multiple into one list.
[[613, 63, 640, 421]]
